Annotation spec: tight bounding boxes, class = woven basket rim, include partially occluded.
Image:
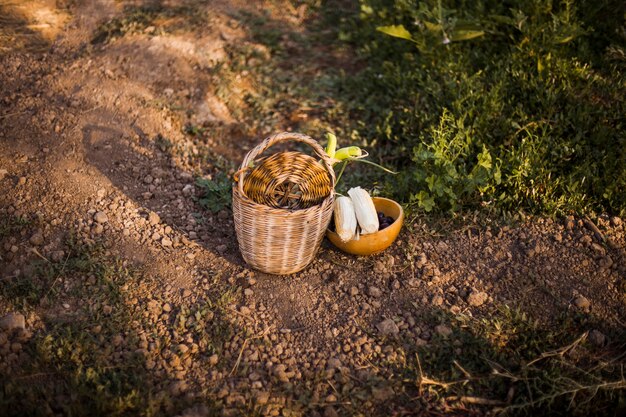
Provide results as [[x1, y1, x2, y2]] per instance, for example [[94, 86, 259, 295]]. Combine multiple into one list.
[[235, 132, 336, 198], [232, 183, 334, 214]]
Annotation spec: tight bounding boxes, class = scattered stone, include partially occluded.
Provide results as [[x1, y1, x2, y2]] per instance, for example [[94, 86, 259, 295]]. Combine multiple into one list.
[[434, 325, 452, 337], [148, 211, 160, 225], [599, 256, 613, 270], [368, 286, 382, 298], [217, 387, 229, 399], [143, 175, 154, 184], [94, 211, 108, 224], [590, 243, 606, 256], [209, 354, 219, 366], [610, 216, 622, 227], [255, 391, 270, 405], [29, 232, 44, 246], [169, 354, 181, 368], [376, 318, 399, 336], [216, 244, 227, 254], [51, 250, 65, 262], [349, 286, 359, 296], [0, 169, 7, 180], [182, 184, 194, 195], [416, 253, 428, 268], [588, 330, 606, 346], [0, 313, 25, 331], [183, 289, 192, 298], [431, 295, 444, 306], [244, 288, 254, 297], [327, 357, 342, 369], [324, 393, 337, 403], [573, 295, 591, 310], [112, 334, 123, 347], [372, 386, 394, 401], [169, 380, 187, 396], [467, 290, 488, 307], [414, 338, 428, 347], [163, 303, 172, 313], [161, 237, 172, 247], [373, 260, 386, 273], [324, 406, 338, 417], [407, 278, 419, 288]]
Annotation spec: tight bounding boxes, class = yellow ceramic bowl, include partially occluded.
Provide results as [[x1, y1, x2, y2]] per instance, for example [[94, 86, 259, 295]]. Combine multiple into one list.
[[326, 197, 404, 256]]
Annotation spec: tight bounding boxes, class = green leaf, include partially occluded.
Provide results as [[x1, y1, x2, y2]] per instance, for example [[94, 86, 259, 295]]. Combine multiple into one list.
[[360, 4, 374, 15], [426, 174, 438, 192], [196, 173, 232, 213], [344, 157, 398, 174], [537, 56, 545, 74], [423, 21, 442, 32], [554, 34, 576, 44], [376, 25, 414, 42], [417, 191, 435, 212], [494, 165, 502, 185], [449, 29, 485, 42], [477, 146, 493, 169]]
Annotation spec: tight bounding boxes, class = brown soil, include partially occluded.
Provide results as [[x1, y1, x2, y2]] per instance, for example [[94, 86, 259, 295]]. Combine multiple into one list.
[[1, 1, 625, 416]]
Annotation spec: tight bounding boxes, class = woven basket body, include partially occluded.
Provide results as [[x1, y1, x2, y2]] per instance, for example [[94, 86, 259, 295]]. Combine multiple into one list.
[[233, 132, 335, 275]]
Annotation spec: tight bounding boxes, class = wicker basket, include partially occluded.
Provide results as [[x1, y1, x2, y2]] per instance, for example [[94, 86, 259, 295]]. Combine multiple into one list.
[[232, 132, 336, 274]]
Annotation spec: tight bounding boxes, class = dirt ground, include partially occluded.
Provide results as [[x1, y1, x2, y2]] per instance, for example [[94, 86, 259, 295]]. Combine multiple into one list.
[[1, 1, 625, 416]]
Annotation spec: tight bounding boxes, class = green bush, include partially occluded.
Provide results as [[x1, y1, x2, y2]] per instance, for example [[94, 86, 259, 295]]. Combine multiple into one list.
[[339, 0, 626, 215]]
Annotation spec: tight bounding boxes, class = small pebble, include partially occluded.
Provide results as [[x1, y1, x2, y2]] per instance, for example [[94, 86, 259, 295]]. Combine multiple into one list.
[[368, 286, 382, 298], [467, 290, 488, 307], [588, 330, 606, 346], [0, 313, 25, 331], [435, 324, 452, 337], [29, 232, 44, 246], [573, 295, 591, 310], [376, 318, 399, 336], [94, 211, 108, 224], [148, 211, 160, 225]]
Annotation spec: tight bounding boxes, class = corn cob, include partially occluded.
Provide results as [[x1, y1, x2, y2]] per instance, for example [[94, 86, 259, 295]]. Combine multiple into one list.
[[347, 187, 379, 234], [334, 146, 362, 161], [325, 132, 337, 159], [333, 196, 357, 242]]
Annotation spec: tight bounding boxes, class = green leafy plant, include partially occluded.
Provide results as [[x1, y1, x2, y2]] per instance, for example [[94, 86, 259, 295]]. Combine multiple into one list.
[[196, 172, 232, 213], [338, 0, 626, 215], [409, 109, 500, 211]]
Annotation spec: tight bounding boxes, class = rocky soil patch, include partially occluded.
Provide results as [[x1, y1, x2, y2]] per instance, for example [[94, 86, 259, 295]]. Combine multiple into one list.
[[1, 1, 625, 416]]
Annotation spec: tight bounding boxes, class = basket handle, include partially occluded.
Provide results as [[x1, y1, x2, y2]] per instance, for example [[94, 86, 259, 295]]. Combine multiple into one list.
[[235, 132, 336, 195]]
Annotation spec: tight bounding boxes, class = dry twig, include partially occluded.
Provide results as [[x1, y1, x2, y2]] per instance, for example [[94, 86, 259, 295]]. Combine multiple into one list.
[[527, 332, 588, 367]]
